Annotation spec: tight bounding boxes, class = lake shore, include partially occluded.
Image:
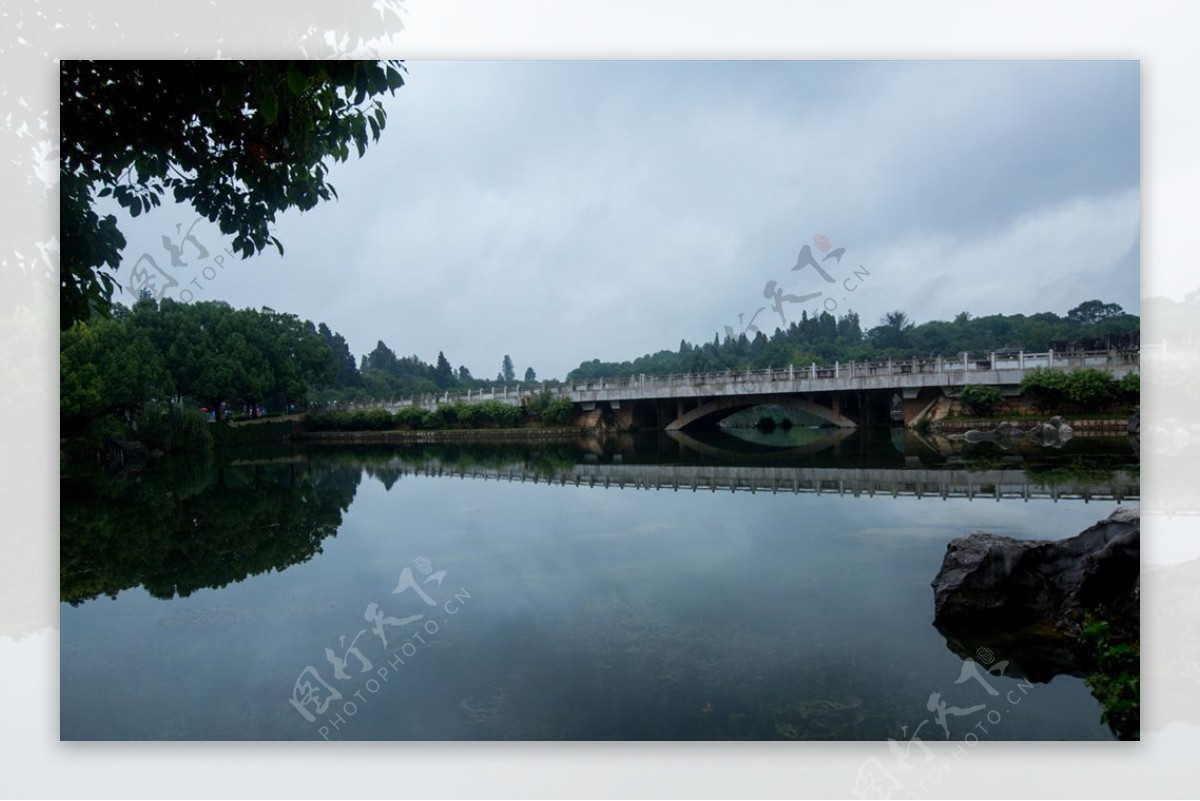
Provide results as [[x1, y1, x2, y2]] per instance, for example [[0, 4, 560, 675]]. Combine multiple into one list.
[[293, 426, 584, 444]]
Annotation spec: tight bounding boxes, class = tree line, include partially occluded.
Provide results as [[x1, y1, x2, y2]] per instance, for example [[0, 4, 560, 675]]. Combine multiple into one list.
[[567, 300, 1140, 381], [61, 297, 335, 437], [341, 341, 541, 405], [60, 296, 547, 450], [61, 296, 1141, 449]]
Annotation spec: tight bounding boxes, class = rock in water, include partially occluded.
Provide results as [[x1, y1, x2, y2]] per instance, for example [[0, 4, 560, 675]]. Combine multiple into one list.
[[931, 508, 1139, 681]]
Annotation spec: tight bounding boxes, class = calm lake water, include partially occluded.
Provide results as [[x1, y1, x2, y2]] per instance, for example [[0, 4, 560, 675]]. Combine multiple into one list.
[[60, 429, 1138, 740]]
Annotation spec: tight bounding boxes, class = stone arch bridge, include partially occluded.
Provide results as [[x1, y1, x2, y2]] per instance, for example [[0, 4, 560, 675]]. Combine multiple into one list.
[[566, 350, 1138, 430], [370, 350, 1138, 431]]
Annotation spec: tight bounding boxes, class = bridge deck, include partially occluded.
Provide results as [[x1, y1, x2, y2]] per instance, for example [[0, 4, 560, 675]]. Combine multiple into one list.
[[324, 350, 1139, 414]]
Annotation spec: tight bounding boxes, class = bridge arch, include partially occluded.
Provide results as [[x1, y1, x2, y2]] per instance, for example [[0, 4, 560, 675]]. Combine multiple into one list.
[[665, 395, 857, 430], [630, 400, 660, 429]]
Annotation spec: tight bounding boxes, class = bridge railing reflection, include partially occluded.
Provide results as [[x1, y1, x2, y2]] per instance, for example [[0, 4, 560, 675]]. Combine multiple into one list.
[[387, 460, 1138, 504]]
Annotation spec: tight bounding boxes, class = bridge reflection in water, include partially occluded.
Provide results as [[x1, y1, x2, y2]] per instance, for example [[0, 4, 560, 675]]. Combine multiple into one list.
[[355, 428, 1139, 504]]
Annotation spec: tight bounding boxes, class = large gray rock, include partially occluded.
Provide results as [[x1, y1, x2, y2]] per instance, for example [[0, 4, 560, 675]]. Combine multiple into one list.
[[949, 416, 1074, 448], [1023, 415, 1074, 447], [931, 508, 1139, 681]]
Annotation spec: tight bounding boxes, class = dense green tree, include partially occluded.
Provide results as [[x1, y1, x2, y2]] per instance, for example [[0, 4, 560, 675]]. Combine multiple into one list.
[[434, 351, 456, 389], [61, 317, 171, 425], [524, 366, 537, 382], [868, 310, 915, 352], [836, 311, 863, 344], [362, 340, 399, 374], [317, 323, 361, 390], [62, 299, 339, 437], [1069, 300, 1126, 325], [60, 60, 406, 328], [502, 354, 515, 382]]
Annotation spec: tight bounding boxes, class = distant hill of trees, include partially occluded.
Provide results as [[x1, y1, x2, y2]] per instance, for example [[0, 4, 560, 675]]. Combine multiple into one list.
[[567, 300, 1140, 381]]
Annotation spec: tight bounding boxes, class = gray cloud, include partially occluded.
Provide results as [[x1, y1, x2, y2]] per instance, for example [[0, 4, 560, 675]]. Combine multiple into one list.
[[112, 60, 1139, 379]]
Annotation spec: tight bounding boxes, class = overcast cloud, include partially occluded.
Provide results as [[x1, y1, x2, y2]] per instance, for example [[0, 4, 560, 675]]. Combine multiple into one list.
[[110, 60, 1139, 380]]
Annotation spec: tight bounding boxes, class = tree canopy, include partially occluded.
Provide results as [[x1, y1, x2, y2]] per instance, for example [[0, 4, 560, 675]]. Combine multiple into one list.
[[61, 298, 337, 431], [1068, 299, 1126, 324], [566, 302, 1140, 381], [60, 60, 405, 328]]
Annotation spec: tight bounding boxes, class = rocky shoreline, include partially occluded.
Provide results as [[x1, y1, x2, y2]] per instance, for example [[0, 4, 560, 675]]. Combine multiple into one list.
[[930, 508, 1140, 737]]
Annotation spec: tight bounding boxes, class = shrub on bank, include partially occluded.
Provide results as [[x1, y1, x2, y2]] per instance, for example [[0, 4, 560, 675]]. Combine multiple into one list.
[[958, 384, 1003, 417], [541, 397, 577, 426], [1117, 371, 1139, 404], [307, 398, 570, 432], [1020, 367, 1125, 413], [1065, 368, 1117, 411], [1020, 368, 1069, 411], [394, 406, 431, 430]]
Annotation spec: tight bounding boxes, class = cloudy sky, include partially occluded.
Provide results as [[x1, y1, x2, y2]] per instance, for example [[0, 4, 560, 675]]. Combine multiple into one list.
[[110, 60, 1140, 381]]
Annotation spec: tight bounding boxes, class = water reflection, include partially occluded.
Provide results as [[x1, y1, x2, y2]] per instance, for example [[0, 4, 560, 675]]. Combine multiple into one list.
[[61, 431, 1139, 608], [61, 457, 361, 605], [59, 432, 1138, 741]]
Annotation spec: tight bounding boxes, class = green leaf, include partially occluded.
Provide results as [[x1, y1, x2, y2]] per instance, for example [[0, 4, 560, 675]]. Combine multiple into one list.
[[271, 236, 285, 257], [286, 65, 308, 96], [385, 65, 405, 91], [368, 66, 388, 97], [260, 86, 279, 125]]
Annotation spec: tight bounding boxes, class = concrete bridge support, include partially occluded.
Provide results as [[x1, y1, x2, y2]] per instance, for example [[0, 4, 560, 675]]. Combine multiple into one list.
[[664, 393, 858, 430]]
